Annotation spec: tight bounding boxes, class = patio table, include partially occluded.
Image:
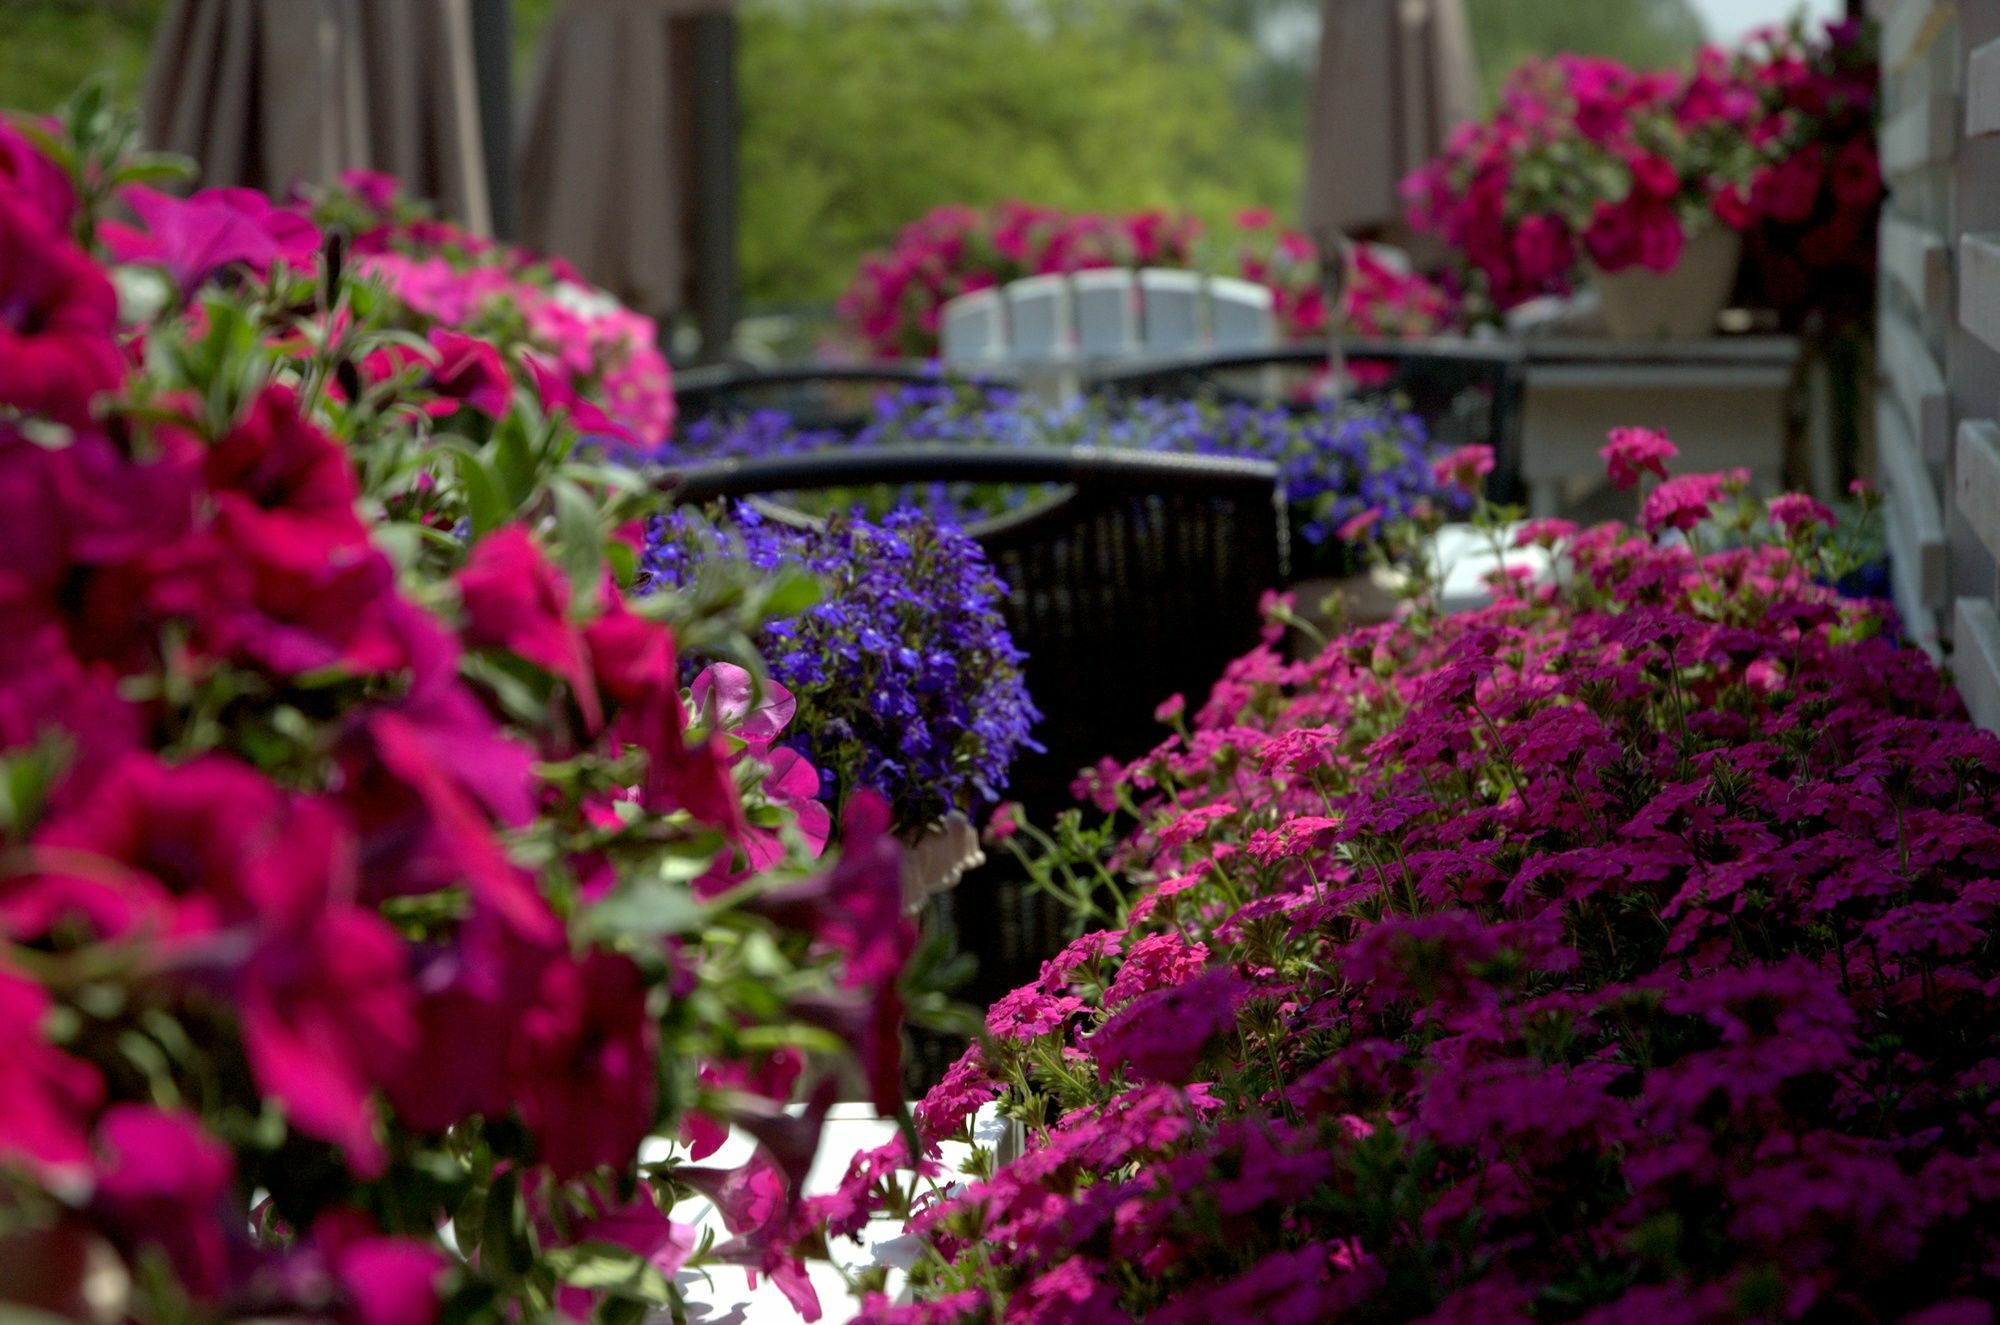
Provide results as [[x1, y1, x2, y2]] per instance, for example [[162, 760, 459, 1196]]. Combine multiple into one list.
[[1518, 335, 1802, 517]]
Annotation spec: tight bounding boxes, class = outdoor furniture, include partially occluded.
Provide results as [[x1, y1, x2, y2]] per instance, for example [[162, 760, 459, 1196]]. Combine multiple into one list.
[[1517, 335, 1800, 517], [673, 363, 1016, 436], [662, 445, 1284, 1024], [939, 268, 1280, 385], [1084, 339, 1528, 505]]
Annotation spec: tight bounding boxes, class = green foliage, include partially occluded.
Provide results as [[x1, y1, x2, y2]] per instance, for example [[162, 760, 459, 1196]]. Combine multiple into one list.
[[1466, 0, 1709, 107], [0, 0, 162, 115], [736, 0, 1303, 308]]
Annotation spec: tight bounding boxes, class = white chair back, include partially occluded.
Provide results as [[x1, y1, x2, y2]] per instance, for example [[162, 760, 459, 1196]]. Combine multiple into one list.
[[1206, 275, 1278, 351], [1138, 269, 1205, 356], [1003, 274, 1075, 362], [1072, 269, 1140, 358], [940, 286, 1006, 364]]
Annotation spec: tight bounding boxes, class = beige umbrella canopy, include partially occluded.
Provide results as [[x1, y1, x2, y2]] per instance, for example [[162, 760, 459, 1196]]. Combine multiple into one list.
[[143, 0, 493, 234], [1302, 0, 1479, 243], [517, 0, 739, 331]]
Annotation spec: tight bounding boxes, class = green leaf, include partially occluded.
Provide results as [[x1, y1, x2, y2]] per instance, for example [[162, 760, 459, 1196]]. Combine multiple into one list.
[[580, 871, 713, 943], [552, 478, 606, 598], [758, 567, 824, 620], [479, 1167, 533, 1283], [543, 1241, 676, 1307], [455, 453, 510, 539], [490, 414, 539, 511]]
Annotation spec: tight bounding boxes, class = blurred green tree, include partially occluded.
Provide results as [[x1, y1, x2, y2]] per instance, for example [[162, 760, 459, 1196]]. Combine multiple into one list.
[[736, 0, 1301, 307], [1465, 0, 1708, 105]]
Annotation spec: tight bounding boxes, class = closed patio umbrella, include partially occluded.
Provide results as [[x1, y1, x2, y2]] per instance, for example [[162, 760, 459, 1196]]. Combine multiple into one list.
[[143, 0, 493, 234], [1302, 0, 1478, 244], [517, 0, 739, 345]]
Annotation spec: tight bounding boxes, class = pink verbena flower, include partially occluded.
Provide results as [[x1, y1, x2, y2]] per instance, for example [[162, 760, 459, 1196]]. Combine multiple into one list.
[[1599, 426, 1678, 489], [1641, 472, 1726, 534], [1767, 492, 1835, 532]]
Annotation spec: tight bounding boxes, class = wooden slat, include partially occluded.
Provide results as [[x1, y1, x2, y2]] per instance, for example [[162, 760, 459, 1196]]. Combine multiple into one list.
[[1959, 232, 2000, 352], [1883, 215, 1951, 318], [1879, 308, 1953, 464], [1957, 419, 2000, 560], [1954, 599, 2000, 729], [1879, 395, 1950, 605], [1882, 94, 1960, 174], [1885, 0, 1951, 72], [1969, 36, 2000, 137]]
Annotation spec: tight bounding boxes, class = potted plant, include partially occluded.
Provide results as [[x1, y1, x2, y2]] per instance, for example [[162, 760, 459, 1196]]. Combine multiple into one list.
[[641, 503, 1040, 898], [1406, 50, 1769, 336]]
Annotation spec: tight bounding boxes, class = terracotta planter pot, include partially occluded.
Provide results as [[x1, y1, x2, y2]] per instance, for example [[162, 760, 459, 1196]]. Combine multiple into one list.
[[1587, 227, 1743, 339]]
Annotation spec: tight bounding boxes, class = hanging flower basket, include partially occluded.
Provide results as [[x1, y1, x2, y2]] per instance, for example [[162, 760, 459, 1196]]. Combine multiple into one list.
[[1587, 226, 1743, 339]]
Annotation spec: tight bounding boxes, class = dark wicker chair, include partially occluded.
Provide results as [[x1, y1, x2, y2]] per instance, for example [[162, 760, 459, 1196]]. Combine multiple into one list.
[[1084, 339, 1528, 506], [673, 363, 1018, 437], [662, 446, 1284, 1074]]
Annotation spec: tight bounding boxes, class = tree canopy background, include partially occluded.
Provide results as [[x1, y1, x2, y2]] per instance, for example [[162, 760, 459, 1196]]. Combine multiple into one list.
[[0, 0, 1714, 311]]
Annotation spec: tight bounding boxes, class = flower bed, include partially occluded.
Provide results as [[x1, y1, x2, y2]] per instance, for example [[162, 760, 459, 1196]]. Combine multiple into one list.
[[838, 203, 1456, 359], [1403, 19, 1879, 325], [803, 443, 2000, 1322], [313, 170, 678, 445], [0, 96, 933, 1324], [647, 384, 1468, 567]]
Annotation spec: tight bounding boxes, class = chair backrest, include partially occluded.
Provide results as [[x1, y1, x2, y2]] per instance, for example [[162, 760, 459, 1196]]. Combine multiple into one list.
[[1137, 269, 1205, 357], [1071, 269, 1139, 358], [1002, 274, 1075, 362], [938, 268, 1283, 369], [940, 287, 1007, 364], [671, 364, 1016, 438], [1083, 340, 1528, 506], [1205, 275, 1277, 351]]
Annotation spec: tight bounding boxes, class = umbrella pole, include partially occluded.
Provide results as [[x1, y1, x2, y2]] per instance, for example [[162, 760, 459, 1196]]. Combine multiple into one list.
[[471, 0, 516, 241], [1318, 231, 1350, 408], [691, 10, 740, 364]]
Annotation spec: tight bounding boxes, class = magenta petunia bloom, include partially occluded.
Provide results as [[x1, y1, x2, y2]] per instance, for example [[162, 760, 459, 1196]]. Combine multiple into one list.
[[754, 791, 911, 992], [0, 965, 103, 1182], [0, 193, 122, 429], [457, 527, 600, 728], [509, 948, 658, 1178], [1599, 425, 1678, 490], [239, 900, 418, 1177], [426, 329, 513, 418], [0, 119, 76, 231], [690, 663, 827, 875], [90, 1107, 236, 1302], [1641, 472, 1726, 535], [103, 184, 320, 294], [690, 661, 796, 750], [325, 1235, 450, 1325], [11, 751, 294, 943], [587, 593, 746, 837]]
